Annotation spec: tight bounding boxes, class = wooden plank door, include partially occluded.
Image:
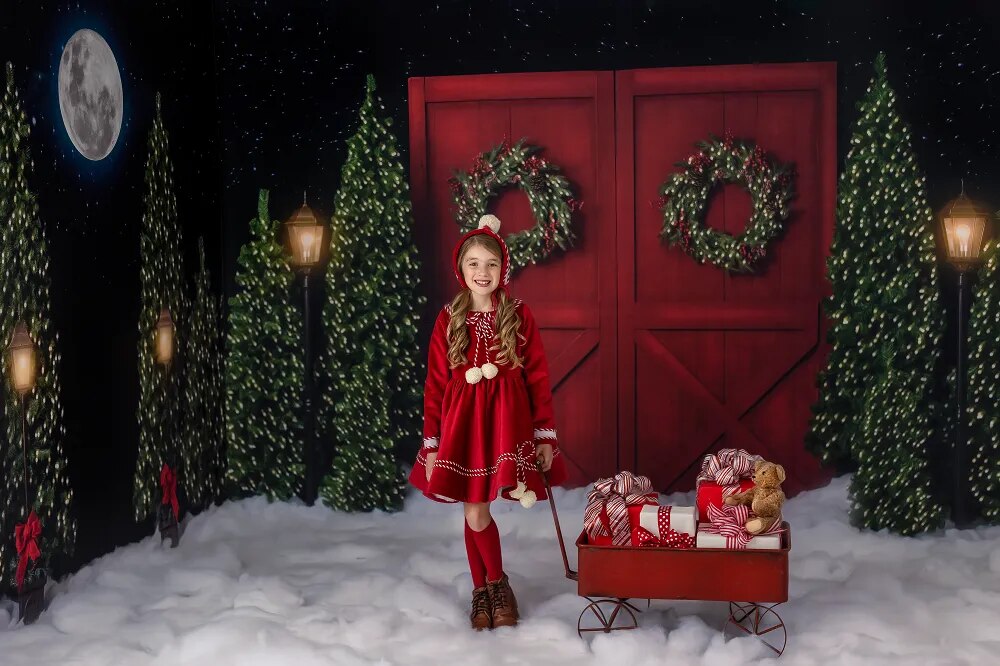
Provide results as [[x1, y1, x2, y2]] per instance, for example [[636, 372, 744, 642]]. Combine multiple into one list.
[[408, 71, 617, 486], [615, 63, 837, 495]]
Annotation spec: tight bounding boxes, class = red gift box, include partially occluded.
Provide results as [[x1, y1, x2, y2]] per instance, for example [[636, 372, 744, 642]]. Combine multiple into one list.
[[696, 479, 754, 522]]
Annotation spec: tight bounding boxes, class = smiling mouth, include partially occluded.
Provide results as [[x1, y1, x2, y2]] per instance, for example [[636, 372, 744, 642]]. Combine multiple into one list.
[[474, 279, 492, 287]]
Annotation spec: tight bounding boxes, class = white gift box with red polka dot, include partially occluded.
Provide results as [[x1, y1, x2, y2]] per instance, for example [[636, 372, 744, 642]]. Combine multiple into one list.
[[626, 504, 697, 547]]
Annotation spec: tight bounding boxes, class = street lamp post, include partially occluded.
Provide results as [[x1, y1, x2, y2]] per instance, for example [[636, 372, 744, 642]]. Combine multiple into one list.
[[155, 306, 180, 547], [285, 192, 329, 505], [8, 322, 36, 509], [7, 321, 43, 624], [939, 183, 989, 527]]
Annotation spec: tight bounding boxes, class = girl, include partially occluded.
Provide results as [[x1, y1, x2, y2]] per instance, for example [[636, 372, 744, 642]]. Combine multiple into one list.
[[409, 214, 567, 631]]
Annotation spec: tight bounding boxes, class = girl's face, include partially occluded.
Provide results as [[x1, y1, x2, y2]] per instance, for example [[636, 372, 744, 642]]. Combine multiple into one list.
[[461, 245, 502, 299]]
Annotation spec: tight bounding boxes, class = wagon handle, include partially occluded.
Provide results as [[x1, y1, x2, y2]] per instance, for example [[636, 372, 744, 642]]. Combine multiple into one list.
[[539, 462, 578, 581]]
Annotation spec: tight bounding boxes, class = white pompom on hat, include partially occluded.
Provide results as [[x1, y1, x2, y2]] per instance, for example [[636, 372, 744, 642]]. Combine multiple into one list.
[[478, 214, 501, 234]]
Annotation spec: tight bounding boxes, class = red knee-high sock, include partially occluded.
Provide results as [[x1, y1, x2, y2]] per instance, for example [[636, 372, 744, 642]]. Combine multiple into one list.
[[465, 522, 487, 588], [471, 518, 504, 583]]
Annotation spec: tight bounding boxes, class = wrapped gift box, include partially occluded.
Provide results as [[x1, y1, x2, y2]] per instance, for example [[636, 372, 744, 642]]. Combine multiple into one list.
[[585, 471, 659, 546], [695, 525, 782, 550], [696, 479, 755, 522], [627, 504, 697, 547]]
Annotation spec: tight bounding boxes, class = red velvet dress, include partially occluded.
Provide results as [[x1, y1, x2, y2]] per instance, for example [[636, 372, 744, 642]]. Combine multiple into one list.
[[408, 300, 567, 503]]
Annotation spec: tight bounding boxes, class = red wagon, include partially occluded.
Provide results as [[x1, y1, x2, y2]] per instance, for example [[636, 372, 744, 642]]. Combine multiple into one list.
[[542, 475, 792, 656]]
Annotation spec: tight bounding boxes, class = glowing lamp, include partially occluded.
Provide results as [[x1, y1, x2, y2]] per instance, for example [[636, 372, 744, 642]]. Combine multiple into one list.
[[285, 192, 328, 270], [7, 322, 36, 395], [155, 307, 174, 367], [941, 185, 989, 271]]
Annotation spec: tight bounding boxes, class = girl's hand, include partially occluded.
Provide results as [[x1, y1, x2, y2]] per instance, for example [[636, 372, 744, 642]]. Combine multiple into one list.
[[425, 451, 437, 482], [535, 443, 553, 473]]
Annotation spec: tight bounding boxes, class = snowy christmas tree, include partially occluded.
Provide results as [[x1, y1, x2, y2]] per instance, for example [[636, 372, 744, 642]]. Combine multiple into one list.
[[967, 240, 1000, 522], [0, 62, 76, 584], [807, 53, 945, 534], [183, 238, 226, 509], [225, 190, 304, 500], [318, 75, 425, 512], [850, 347, 945, 535], [134, 93, 190, 521]]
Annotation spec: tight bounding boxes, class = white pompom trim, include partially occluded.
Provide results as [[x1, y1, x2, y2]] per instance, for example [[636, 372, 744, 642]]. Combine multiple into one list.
[[481, 362, 498, 379], [465, 367, 483, 384], [478, 214, 501, 234], [509, 480, 527, 499], [519, 490, 537, 508]]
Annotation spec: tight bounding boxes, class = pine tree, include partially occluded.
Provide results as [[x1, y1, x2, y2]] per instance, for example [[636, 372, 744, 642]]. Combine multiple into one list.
[[807, 52, 945, 534], [134, 93, 189, 520], [183, 238, 225, 509], [318, 75, 425, 512], [225, 190, 304, 500], [967, 241, 1000, 522], [0, 62, 76, 584], [850, 346, 944, 535]]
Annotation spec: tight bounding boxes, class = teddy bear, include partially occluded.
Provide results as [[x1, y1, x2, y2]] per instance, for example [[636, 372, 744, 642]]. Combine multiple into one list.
[[723, 459, 786, 535]]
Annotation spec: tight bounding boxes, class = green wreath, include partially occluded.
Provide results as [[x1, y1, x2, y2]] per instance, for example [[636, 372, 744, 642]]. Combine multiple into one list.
[[449, 138, 582, 273], [657, 134, 795, 273]]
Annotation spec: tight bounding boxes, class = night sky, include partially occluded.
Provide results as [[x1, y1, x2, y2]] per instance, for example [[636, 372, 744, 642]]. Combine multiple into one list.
[[2, 0, 223, 570], [218, 1, 1000, 291], [1, 0, 999, 573]]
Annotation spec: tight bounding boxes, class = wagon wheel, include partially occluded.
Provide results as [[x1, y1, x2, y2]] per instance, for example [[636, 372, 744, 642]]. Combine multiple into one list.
[[577, 597, 642, 636], [723, 601, 787, 656]]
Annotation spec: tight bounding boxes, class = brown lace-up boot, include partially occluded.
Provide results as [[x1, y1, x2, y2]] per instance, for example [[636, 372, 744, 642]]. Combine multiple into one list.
[[470, 586, 492, 631], [486, 573, 519, 627]]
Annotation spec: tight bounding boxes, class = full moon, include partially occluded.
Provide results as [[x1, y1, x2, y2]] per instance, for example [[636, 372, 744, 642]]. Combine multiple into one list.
[[58, 29, 123, 161]]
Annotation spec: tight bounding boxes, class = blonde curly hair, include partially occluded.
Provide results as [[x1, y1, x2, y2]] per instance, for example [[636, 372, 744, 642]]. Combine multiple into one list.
[[447, 235, 523, 370]]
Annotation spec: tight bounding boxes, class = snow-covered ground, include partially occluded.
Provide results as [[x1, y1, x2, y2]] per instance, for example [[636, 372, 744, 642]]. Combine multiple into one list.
[[2, 476, 1000, 665]]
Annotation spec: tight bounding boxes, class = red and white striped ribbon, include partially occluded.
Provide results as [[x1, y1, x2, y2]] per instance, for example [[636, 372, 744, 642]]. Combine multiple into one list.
[[584, 471, 656, 546], [698, 449, 761, 486], [702, 503, 784, 549], [703, 503, 753, 549]]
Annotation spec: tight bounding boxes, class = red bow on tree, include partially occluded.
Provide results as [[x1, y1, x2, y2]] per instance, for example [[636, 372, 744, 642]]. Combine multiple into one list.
[[160, 463, 179, 521], [14, 510, 42, 590]]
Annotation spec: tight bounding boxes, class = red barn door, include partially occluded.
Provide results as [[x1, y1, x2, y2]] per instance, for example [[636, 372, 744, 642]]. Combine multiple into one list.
[[615, 64, 836, 495], [408, 72, 618, 487], [409, 63, 836, 496]]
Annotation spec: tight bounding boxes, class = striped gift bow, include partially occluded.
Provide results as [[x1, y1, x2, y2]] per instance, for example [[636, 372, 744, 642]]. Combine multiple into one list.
[[702, 502, 784, 549], [697, 448, 763, 507], [697, 448, 762, 487], [584, 471, 657, 546]]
